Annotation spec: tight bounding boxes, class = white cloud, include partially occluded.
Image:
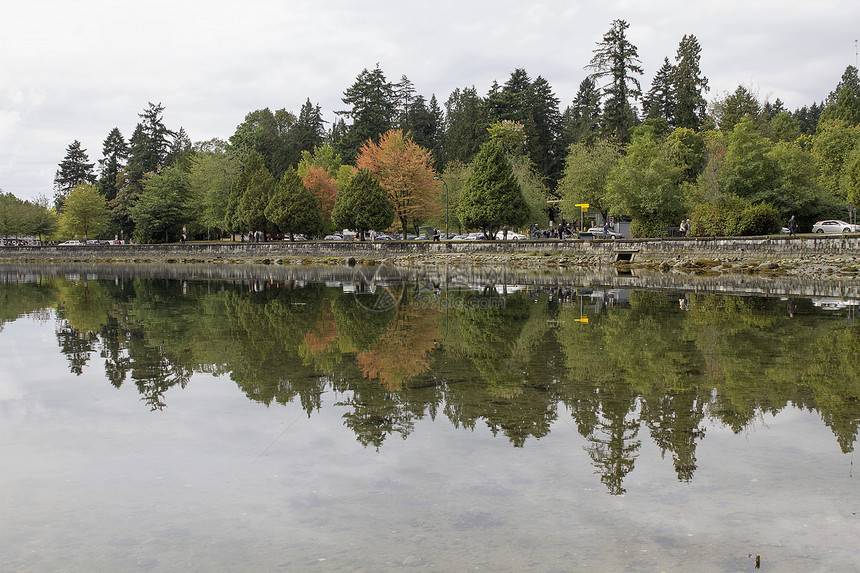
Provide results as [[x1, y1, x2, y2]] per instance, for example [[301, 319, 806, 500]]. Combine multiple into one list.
[[1, 0, 858, 200]]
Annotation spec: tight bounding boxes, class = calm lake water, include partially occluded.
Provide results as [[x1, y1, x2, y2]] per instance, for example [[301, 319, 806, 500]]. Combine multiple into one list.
[[1, 263, 858, 572]]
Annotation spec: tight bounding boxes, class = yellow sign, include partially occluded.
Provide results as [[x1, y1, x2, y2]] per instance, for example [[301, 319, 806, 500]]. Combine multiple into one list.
[[575, 203, 589, 210], [574, 317, 589, 324]]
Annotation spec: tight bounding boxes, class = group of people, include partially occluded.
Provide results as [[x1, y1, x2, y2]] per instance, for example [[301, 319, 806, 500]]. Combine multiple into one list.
[[528, 220, 578, 239]]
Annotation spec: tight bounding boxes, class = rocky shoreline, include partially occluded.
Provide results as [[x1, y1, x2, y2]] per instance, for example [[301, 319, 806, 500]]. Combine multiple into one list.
[[1, 236, 858, 281]]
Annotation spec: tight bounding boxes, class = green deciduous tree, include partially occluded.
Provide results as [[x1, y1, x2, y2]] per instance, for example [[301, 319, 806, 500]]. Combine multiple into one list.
[[229, 108, 297, 180], [457, 140, 529, 238], [0, 192, 27, 238], [719, 117, 779, 203], [813, 119, 860, 200], [840, 145, 860, 206], [187, 140, 240, 237], [557, 140, 621, 223], [130, 167, 191, 243], [61, 183, 110, 239], [605, 126, 684, 236]]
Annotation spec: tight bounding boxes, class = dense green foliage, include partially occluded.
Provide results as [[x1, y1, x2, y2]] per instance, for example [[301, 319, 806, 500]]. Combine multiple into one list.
[[4, 21, 860, 243]]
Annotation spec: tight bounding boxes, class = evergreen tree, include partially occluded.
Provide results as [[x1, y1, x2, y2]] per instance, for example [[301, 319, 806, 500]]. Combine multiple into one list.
[[793, 102, 823, 135], [561, 77, 602, 146], [486, 68, 532, 123], [337, 65, 397, 163], [672, 34, 709, 130], [291, 99, 326, 156], [643, 57, 675, 122], [166, 127, 193, 171], [443, 86, 489, 166], [404, 94, 436, 151], [528, 76, 564, 186], [820, 65, 860, 126], [394, 74, 416, 130], [54, 140, 96, 211], [229, 108, 295, 179], [710, 85, 761, 131], [97, 128, 128, 202], [331, 169, 395, 240], [236, 152, 276, 236], [587, 19, 643, 144], [111, 124, 147, 238], [457, 140, 529, 239], [136, 102, 174, 173], [265, 168, 324, 240], [427, 95, 445, 169]]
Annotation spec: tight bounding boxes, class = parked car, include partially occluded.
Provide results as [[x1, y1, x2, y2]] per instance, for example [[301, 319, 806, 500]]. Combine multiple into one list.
[[493, 230, 527, 240], [323, 234, 343, 241], [58, 240, 82, 246], [584, 226, 624, 239], [374, 233, 394, 240], [811, 220, 860, 234]]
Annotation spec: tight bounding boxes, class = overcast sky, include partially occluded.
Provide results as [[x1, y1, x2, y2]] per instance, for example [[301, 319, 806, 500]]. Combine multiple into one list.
[[2, 0, 857, 202]]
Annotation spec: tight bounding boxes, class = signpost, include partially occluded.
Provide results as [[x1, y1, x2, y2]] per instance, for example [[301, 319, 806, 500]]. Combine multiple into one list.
[[575, 203, 589, 231]]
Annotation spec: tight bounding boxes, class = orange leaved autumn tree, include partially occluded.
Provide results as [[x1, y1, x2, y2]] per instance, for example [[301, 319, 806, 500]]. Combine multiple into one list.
[[355, 129, 440, 237], [302, 166, 338, 227]]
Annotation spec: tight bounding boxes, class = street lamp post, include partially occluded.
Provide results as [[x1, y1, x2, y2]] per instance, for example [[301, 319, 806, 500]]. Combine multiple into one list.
[[436, 176, 449, 238]]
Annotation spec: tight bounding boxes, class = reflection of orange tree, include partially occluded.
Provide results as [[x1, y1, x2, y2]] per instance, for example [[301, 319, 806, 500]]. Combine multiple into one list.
[[302, 305, 338, 354], [356, 301, 441, 391]]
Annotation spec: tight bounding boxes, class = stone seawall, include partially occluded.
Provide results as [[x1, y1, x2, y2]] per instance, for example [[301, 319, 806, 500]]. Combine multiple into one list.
[[1, 235, 859, 265]]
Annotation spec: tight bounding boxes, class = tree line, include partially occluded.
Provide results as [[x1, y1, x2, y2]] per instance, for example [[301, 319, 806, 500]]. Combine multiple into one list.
[[4, 19, 860, 242]]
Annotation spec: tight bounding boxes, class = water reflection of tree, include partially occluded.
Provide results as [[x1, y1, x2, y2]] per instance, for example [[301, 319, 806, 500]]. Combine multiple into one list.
[[355, 295, 440, 391], [55, 321, 98, 375], [2, 271, 858, 491]]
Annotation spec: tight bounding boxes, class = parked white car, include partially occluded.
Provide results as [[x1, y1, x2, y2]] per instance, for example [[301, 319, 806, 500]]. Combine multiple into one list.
[[811, 220, 860, 234], [493, 230, 527, 240], [585, 226, 624, 239], [58, 240, 82, 246]]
